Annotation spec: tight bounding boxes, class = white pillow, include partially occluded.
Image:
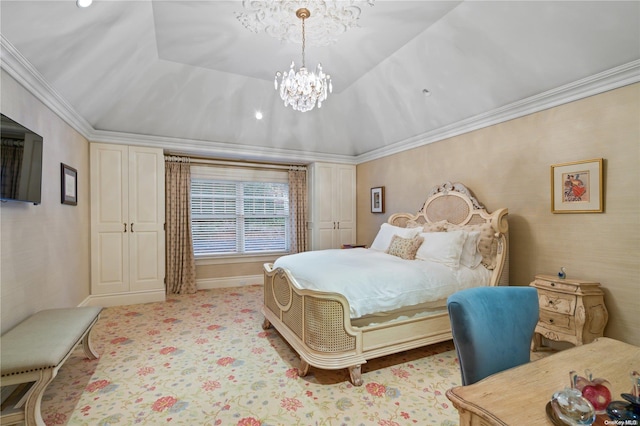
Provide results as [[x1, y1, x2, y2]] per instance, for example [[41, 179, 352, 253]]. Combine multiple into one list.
[[415, 230, 467, 268], [370, 223, 420, 252], [459, 231, 483, 269]]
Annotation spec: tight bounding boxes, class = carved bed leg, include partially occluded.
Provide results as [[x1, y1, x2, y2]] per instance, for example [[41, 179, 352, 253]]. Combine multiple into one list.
[[349, 365, 363, 386], [298, 359, 310, 377], [261, 318, 271, 330]]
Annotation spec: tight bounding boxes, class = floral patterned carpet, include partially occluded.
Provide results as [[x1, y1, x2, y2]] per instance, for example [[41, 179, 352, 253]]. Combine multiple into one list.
[[41, 285, 464, 426]]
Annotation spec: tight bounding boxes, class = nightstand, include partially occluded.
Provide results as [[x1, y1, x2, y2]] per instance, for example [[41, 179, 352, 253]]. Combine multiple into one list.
[[530, 274, 608, 351]]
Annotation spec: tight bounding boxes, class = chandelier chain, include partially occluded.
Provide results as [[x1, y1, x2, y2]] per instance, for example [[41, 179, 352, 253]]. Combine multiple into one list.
[[301, 15, 306, 68]]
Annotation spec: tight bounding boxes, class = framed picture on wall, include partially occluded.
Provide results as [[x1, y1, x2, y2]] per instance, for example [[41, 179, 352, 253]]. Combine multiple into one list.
[[551, 158, 603, 213], [61, 163, 77, 205], [371, 186, 384, 213]]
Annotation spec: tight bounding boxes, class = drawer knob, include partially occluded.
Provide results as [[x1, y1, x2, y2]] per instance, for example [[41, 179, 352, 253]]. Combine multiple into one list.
[[551, 282, 555, 287], [549, 318, 555, 324]]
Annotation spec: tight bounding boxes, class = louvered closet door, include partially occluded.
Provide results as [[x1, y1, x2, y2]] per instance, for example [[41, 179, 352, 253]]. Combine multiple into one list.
[[90, 144, 129, 294], [128, 147, 165, 292]]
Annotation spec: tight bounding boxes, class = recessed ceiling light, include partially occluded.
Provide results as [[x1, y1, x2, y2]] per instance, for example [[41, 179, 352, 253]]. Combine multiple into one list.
[[76, 0, 93, 8], [255, 111, 263, 120]]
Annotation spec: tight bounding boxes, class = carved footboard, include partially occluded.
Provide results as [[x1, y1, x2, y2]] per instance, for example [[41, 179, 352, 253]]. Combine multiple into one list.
[[262, 263, 367, 385], [262, 263, 458, 386]]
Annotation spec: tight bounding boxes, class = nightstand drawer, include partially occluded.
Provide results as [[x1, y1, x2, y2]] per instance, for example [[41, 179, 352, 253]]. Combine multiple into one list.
[[537, 289, 576, 315], [532, 277, 578, 293], [538, 310, 574, 331]]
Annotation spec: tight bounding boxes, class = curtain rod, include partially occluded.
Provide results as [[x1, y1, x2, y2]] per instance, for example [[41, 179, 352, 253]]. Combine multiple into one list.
[[164, 153, 306, 171]]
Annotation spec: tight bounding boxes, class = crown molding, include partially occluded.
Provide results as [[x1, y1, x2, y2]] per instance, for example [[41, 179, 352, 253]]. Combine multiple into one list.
[[3, 33, 637, 166], [0, 34, 95, 139], [355, 60, 640, 164], [90, 130, 357, 165]]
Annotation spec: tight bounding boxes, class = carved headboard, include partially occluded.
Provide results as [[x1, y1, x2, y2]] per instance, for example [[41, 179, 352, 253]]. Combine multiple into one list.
[[388, 182, 509, 286]]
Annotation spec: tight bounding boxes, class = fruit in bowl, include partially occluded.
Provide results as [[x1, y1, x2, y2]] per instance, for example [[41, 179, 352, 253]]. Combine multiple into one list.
[[571, 370, 613, 413]]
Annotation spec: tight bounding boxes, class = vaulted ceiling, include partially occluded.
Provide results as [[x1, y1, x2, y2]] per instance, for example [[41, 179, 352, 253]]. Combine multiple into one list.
[[1, 1, 639, 164]]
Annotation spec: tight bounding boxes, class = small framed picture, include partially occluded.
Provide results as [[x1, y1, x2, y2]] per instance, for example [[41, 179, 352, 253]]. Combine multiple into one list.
[[61, 163, 77, 205], [371, 186, 384, 213], [551, 158, 603, 213]]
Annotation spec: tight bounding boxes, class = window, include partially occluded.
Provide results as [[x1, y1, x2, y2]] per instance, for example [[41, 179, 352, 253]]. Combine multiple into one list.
[[191, 172, 290, 256]]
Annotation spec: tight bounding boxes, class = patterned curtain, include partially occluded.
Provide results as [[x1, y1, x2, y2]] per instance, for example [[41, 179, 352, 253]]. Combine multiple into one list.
[[288, 168, 308, 253], [165, 157, 197, 294]]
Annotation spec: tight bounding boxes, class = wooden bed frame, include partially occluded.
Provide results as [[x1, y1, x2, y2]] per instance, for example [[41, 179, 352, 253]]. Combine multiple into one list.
[[262, 182, 509, 386]]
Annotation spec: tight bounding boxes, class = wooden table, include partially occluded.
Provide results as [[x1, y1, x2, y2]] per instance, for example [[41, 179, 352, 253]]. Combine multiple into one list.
[[446, 338, 640, 426]]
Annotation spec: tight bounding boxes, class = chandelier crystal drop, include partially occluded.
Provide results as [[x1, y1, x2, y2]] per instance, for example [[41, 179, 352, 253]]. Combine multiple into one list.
[[274, 8, 332, 112]]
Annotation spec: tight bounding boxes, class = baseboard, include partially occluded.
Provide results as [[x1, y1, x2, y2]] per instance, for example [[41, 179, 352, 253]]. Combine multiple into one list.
[[197, 275, 263, 290], [77, 278, 262, 308], [80, 290, 166, 307]]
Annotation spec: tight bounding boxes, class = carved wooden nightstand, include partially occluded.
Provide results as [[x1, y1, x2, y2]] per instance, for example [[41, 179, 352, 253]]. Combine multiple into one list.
[[530, 274, 608, 351]]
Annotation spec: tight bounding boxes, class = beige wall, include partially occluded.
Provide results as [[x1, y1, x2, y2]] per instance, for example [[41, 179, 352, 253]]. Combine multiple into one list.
[[3, 66, 637, 346], [356, 84, 640, 346], [1, 70, 91, 333]]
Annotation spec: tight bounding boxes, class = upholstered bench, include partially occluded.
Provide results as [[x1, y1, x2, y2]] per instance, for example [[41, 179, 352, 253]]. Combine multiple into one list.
[[0, 306, 103, 426]]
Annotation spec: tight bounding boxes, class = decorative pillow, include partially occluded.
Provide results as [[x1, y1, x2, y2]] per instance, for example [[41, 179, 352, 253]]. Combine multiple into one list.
[[422, 220, 448, 232], [405, 219, 423, 229], [459, 231, 483, 269], [370, 223, 420, 252], [406, 219, 447, 232], [415, 230, 467, 268], [445, 222, 497, 269], [386, 234, 424, 260]]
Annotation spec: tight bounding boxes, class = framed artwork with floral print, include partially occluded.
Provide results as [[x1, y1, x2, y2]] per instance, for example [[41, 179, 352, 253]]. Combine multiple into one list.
[[551, 158, 603, 213]]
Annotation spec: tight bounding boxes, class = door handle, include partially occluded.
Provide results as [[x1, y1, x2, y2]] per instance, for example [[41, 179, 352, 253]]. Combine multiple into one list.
[[124, 223, 127, 233], [131, 223, 134, 232]]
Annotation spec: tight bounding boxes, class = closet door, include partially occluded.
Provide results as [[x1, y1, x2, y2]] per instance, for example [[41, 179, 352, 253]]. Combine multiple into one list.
[[312, 163, 338, 250], [90, 143, 165, 297], [128, 147, 165, 292], [90, 144, 129, 295], [309, 163, 356, 250], [333, 165, 356, 248]]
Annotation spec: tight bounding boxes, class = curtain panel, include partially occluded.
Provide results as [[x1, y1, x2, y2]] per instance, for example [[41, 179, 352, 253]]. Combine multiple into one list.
[[165, 157, 197, 294], [288, 168, 308, 253]]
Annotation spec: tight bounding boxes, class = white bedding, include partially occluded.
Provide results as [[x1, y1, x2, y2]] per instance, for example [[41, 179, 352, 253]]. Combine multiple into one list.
[[273, 248, 492, 319]]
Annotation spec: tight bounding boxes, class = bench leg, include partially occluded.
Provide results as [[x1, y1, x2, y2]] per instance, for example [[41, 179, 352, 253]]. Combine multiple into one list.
[[82, 329, 100, 360], [24, 369, 56, 426]]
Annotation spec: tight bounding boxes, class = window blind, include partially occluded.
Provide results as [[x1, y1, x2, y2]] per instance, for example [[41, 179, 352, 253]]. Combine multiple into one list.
[[191, 178, 290, 256]]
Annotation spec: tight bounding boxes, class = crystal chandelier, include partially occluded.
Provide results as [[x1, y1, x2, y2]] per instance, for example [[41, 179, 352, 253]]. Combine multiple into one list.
[[274, 8, 332, 112]]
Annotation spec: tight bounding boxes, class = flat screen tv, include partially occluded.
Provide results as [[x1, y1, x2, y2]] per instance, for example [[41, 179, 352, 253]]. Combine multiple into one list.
[[0, 113, 43, 205]]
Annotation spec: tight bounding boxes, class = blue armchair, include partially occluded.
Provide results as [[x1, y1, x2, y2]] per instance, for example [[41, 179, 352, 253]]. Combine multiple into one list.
[[447, 286, 539, 385]]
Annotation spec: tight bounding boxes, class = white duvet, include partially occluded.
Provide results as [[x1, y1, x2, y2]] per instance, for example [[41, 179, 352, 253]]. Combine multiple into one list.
[[273, 248, 492, 319]]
